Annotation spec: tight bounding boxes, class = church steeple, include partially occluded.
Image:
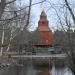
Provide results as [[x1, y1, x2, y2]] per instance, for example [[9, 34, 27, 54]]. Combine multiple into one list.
[[41, 10, 47, 17], [38, 10, 49, 30], [37, 10, 53, 46], [40, 10, 47, 21]]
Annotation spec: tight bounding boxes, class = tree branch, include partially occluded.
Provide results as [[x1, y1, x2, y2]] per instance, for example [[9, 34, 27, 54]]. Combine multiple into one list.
[[6, 0, 16, 5], [65, 0, 75, 24]]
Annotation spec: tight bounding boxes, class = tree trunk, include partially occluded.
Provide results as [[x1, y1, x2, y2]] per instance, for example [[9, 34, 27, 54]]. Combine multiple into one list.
[[73, 71, 75, 75], [0, 0, 6, 19]]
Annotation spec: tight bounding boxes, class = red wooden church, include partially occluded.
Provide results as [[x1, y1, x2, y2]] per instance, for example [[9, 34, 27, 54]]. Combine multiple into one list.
[[37, 10, 53, 46]]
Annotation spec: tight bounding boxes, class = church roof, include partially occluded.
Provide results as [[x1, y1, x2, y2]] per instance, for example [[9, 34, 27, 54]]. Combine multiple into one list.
[[41, 10, 47, 16]]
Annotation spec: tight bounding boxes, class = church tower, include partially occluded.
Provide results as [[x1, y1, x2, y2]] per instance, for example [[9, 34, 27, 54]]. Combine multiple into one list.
[[38, 11, 53, 46]]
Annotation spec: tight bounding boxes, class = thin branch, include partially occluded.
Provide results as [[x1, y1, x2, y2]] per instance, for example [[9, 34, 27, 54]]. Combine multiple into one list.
[[65, 0, 75, 24], [4, 0, 46, 12], [47, 1, 65, 31], [25, 0, 32, 28], [6, 0, 16, 5], [0, 0, 46, 21]]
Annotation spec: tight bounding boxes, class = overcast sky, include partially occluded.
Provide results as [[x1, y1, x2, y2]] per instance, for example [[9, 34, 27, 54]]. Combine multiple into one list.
[[28, 0, 58, 31], [16, 0, 75, 31], [17, 0, 59, 30]]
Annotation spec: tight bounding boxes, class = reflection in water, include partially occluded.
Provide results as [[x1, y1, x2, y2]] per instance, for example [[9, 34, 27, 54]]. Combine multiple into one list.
[[51, 64, 73, 75], [0, 63, 73, 75]]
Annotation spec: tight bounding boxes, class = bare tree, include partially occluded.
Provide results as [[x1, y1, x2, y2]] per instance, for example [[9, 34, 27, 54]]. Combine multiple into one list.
[[44, 0, 75, 74]]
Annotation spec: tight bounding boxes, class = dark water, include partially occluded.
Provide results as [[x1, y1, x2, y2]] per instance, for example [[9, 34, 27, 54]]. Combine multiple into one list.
[[0, 63, 73, 75], [0, 64, 37, 75]]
